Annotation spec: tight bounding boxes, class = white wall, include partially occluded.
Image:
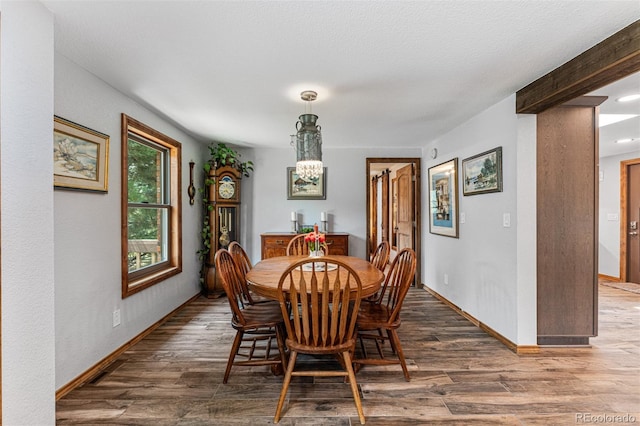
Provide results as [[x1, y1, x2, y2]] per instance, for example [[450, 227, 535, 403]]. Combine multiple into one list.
[[421, 95, 535, 344], [599, 151, 640, 278], [53, 53, 204, 389], [240, 146, 421, 264], [1, 2, 57, 424], [515, 114, 537, 346]]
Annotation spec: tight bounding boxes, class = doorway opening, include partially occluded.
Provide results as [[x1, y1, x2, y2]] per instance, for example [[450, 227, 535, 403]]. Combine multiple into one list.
[[366, 158, 421, 287]]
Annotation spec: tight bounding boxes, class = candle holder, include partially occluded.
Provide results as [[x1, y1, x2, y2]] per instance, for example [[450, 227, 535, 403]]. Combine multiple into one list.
[[291, 220, 298, 233], [321, 220, 328, 233]]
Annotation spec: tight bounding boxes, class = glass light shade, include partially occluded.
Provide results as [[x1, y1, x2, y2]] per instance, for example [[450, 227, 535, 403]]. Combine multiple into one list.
[[294, 113, 323, 179], [296, 160, 323, 179]]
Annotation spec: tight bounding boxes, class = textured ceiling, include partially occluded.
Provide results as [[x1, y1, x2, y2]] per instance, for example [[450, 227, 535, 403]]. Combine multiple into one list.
[[42, 1, 639, 157]]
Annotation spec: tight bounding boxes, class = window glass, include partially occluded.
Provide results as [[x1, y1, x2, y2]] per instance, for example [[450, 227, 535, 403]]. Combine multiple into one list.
[[121, 114, 182, 297]]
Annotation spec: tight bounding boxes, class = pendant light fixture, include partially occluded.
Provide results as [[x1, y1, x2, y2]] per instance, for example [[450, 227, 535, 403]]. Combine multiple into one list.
[[291, 90, 323, 179]]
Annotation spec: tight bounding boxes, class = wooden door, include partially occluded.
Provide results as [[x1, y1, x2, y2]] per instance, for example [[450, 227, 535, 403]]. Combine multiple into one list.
[[370, 177, 377, 255], [396, 164, 414, 251], [381, 172, 389, 244], [625, 161, 640, 283], [391, 177, 398, 249]]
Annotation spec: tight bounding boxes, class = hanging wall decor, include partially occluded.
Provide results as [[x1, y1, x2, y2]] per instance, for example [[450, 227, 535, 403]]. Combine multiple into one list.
[[287, 167, 327, 200], [428, 158, 459, 238], [53, 116, 110, 192], [462, 147, 503, 196]]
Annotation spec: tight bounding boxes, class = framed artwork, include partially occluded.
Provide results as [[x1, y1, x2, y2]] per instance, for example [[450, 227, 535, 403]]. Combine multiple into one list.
[[54, 116, 109, 192], [462, 147, 503, 196], [287, 167, 326, 200], [428, 158, 459, 238]]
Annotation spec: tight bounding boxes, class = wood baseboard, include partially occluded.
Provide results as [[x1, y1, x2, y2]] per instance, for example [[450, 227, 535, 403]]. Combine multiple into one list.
[[423, 286, 539, 355], [598, 274, 621, 282], [56, 293, 201, 400]]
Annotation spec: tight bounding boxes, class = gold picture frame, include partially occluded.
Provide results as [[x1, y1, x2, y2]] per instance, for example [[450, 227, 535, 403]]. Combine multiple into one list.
[[54, 116, 109, 192]]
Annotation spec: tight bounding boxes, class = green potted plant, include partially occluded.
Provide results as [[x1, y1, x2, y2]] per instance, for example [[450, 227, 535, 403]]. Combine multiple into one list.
[[203, 142, 254, 178]]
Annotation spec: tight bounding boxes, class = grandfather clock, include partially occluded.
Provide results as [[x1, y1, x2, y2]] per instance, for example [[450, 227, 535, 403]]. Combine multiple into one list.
[[202, 164, 242, 298]]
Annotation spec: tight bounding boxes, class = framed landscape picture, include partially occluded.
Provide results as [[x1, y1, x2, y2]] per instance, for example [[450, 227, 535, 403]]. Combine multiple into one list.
[[287, 167, 327, 200], [462, 147, 502, 196], [54, 116, 109, 192], [428, 158, 458, 238]]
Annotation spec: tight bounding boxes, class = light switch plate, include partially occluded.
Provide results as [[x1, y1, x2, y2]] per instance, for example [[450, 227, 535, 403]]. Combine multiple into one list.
[[113, 309, 121, 327], [503, 213, 511, 227]]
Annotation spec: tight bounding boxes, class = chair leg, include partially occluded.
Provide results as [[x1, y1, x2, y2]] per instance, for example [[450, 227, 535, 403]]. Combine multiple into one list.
[[358, 334, 368, 359], [274, 350, 298, 423], [275, 324, 288, 372], [343, 350, 365, 425], [374, 332, 384, 357], [385, 328, 396, 354], [388, 329, 410, 381], [223, 330, 244, 384]]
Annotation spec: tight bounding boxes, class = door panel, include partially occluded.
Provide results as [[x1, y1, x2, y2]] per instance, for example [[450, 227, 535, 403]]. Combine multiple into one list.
[[370, 177, 377, 255], [627, 163, 640, 283], [381, 172, 389, 243], [396, 164, 414, 251]]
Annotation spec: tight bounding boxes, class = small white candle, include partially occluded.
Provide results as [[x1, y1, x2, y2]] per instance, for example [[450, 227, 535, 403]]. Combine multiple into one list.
[[321, 211, 327, 221], [291, 211, 296, 221]]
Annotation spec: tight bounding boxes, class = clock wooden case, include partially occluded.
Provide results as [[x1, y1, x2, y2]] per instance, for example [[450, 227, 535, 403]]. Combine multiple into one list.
[[202, 164, 242, 298]]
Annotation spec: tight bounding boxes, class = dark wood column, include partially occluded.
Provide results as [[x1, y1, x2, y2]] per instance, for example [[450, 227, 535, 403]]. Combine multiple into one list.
[[536, 97, 604, 345]]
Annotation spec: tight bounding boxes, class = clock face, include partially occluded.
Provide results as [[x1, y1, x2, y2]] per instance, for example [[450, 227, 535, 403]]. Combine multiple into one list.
[[218, 177, 235, 199]]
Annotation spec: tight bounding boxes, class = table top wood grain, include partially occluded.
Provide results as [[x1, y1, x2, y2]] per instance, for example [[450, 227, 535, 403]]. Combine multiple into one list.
[[246, 255, 384, 300]]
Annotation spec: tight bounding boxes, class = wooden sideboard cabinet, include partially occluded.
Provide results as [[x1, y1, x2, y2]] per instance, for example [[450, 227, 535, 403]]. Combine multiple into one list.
[[261, 232, 349, 259]]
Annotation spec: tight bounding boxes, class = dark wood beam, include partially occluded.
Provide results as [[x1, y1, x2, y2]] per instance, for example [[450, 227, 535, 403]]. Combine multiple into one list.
[[516, 20, 640, 114]]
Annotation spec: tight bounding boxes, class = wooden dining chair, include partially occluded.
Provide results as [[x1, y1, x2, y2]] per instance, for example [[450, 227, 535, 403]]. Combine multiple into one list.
[[370, 241, 390, 272], [366, 241, 391, 303], [214, 249, 288, 384], [228, 241, 269, 304], [285, 233, 329, 256], [273, 258, 365, 424], [228, 241, 252, 277], [354, 247, 416, 381]]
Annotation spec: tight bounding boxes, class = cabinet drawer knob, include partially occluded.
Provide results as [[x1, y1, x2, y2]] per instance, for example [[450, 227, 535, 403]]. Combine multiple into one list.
[[276, 240, 284, 244]]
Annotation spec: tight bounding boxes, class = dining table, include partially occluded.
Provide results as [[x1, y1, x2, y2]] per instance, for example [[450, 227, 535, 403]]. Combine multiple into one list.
[[246, 255, 384, 300]]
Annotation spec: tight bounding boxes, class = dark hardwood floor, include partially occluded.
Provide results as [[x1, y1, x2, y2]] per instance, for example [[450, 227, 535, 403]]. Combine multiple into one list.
[[56, 284, 640, 425]]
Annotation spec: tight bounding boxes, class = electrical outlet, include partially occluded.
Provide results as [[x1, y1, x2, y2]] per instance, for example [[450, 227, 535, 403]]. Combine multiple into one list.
[[460, 212, 466, 224], [444, 273, 449, 285], [503, 213, 511, 228], [113, 309, 121, 327]]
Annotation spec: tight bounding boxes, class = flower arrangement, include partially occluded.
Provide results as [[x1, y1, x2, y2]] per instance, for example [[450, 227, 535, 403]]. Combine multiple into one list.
[[304, 224, 325, 254]]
